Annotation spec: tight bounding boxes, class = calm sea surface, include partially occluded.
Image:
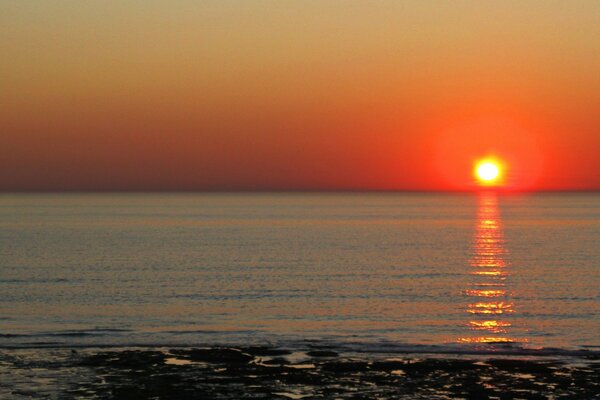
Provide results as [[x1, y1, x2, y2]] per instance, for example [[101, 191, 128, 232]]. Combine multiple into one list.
[[1, 193, 598, 351]]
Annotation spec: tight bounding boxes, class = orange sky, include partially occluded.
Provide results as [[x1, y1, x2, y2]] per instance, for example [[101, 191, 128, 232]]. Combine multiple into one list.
[[2, 1, 600, 191]]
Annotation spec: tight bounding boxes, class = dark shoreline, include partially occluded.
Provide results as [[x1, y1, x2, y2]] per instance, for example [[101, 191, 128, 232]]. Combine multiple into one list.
[[2, 345, 599, 399], [2, 342, 600, 357]]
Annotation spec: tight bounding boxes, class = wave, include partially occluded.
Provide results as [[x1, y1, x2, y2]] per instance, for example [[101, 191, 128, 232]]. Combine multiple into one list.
[[0, 328, 133, 339], [1, 331, 599, 359]]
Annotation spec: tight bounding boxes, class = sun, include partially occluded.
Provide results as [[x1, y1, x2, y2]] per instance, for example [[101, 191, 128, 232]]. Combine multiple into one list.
[[474, 159, 503, 186], [477, 162, 499, 181]]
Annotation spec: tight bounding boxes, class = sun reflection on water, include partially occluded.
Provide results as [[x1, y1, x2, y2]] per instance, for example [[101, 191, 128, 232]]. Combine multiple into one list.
[[459, 193, 520, 345]]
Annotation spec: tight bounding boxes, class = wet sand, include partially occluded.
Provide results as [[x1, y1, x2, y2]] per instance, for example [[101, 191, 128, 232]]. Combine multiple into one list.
[[1, 346, 599, 399]]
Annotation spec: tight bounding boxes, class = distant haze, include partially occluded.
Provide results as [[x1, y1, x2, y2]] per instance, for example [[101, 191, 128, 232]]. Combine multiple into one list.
[[2, 1, 600, 191]]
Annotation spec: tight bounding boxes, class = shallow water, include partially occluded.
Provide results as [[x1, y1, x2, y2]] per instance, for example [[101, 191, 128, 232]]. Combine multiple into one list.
[[1, 193, 598, 350]]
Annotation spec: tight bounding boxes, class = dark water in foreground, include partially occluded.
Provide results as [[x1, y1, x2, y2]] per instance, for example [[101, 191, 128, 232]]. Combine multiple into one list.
[[1, 193, 598, 352]]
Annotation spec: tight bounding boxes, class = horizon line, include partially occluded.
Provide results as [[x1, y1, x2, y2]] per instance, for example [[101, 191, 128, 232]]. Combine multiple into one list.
[[1, 189, 599, 195]]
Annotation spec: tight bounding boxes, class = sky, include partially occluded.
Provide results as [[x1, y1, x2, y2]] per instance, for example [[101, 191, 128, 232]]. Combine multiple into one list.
[[2, 1, 600, 191]]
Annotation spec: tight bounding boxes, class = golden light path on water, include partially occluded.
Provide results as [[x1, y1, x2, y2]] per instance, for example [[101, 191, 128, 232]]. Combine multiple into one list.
[[459, 192, 522, 344]]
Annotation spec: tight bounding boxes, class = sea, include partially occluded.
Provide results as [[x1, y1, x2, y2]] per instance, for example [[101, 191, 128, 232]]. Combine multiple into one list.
[[1, 193, 599, 354]]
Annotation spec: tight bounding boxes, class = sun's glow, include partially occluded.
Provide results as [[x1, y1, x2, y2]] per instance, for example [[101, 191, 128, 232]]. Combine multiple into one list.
[[474, 159, 503, 186]]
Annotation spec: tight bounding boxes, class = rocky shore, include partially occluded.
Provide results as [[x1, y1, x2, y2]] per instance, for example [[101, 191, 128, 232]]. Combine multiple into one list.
[[1, 346, 599, 399]]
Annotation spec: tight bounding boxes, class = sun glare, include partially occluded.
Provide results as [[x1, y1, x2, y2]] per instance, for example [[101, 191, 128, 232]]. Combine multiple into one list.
[[475, 159, 502, 186]]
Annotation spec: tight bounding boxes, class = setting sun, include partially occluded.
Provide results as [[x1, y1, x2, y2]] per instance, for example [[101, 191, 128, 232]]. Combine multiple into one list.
[[475, 159, 503, 186]]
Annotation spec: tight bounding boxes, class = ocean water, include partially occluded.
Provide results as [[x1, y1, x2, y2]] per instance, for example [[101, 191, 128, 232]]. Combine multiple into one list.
[[1, 193, 598, 351]]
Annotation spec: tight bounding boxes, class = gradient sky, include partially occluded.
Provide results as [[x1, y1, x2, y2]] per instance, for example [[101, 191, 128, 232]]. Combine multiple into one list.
[[2, 1, 600, 191]]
